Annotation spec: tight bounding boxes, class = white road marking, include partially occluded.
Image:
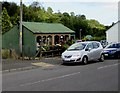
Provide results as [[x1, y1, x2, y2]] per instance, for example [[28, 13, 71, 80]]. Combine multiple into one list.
[[20, 72, 81, 87], [97, 63, 120, 70]]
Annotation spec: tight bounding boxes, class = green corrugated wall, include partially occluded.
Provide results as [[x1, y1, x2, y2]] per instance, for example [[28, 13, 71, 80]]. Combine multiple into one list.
[[23, 26, 36, 57], [0, 34, 2, 49], [2, 25, 36, 57], [2, 25, 20, 54]]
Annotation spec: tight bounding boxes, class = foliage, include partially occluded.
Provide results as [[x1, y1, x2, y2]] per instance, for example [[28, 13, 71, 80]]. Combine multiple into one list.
[[2, 49, 10, 59], [87, 19, 105, 30], [2, 1, 112, 39], [66, 40, 75, 46], [42, 46, 50, 51], [63, 44, 69, 49], [2, 7, 13, 33], [91, 36, 106, 41]]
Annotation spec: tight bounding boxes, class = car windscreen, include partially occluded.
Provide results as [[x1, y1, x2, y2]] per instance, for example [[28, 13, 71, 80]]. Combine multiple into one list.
[[106, 43, 120, 48], [67, 43, 87, 51]]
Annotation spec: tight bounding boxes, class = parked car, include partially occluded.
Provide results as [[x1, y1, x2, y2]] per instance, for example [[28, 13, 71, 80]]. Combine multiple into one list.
[[75, 40, 82, 43], [61, 41, 104, 64], [100, 40, 108, 48], [103, 42, 120, 58]]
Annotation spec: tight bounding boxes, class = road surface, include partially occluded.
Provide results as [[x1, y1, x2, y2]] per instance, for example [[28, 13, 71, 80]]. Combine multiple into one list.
[[2, 59, 119, 91]]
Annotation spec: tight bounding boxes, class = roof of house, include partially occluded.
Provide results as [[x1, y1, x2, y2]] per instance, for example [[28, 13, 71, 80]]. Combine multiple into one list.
[[106, 21, 119, 32], [22, 22, 75, 34]]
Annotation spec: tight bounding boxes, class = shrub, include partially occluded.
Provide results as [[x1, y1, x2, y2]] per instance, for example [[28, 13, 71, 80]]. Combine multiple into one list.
[[2, 49, 19, 59], [42, 46, 50, 51], [2, 49, 10, 59], [61, 44, 69, 52], [66, 40, 75, 46]]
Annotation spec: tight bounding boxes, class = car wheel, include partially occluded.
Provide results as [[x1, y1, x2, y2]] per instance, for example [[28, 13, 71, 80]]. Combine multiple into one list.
[[99, 54, 104, 62], [82, 56, 88, 65]]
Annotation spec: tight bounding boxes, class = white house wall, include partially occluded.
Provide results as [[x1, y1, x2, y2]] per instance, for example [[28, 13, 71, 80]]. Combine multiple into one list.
[[118, 2, 120, 42], [106, 23, 118, 43], [118, 22, 120, 42]]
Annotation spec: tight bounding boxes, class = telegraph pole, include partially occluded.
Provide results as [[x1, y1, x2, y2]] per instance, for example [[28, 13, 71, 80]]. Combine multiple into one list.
[[20, 0, 23, 58]]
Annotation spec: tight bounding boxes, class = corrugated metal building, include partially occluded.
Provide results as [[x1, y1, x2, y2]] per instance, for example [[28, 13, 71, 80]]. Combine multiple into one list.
[[2, 22, 75, 57]]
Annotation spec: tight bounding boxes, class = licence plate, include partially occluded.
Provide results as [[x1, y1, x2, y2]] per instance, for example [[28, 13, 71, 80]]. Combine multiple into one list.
[[105, 54, 108, 56], [65, 59, 70, 61]]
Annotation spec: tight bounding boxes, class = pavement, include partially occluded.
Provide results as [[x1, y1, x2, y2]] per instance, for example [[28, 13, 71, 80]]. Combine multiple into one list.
[[2, 57, 62, 73]]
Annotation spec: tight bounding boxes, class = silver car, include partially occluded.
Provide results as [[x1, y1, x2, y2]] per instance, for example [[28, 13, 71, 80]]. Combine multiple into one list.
[[61, 41, 104, 64]]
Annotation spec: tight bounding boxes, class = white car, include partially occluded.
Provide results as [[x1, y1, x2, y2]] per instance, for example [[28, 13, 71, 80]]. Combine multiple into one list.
[[61, 41, 104, 64]]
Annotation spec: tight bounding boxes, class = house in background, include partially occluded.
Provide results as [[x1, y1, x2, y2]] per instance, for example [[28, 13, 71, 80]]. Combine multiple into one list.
[[106, 21, 120, 44], [2, 22, 75, 57]]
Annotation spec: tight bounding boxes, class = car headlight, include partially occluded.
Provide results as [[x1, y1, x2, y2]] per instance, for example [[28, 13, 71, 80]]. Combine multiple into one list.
[[61, 54, 64, 58], [103, 50, 108, 53]]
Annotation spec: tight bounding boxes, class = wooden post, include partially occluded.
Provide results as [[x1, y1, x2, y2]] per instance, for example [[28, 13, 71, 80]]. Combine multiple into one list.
[[52, 35, 55, 46]]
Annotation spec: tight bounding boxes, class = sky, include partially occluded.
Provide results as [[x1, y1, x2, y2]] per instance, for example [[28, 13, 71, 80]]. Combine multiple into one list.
[[1, 0, 119, 26]]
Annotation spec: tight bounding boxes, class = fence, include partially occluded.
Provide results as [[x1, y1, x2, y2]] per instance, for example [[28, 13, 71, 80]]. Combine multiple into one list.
[[2, 48, 64, 60], [36, 50, 63, 58]]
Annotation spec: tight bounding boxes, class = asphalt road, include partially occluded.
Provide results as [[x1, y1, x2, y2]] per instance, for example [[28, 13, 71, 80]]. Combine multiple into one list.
[[2, 59, 119, 91]]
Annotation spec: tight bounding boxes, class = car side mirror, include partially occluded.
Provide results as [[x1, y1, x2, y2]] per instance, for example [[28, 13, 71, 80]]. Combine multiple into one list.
[[85, 48, 92, 51], [85, 48, 89, 51]]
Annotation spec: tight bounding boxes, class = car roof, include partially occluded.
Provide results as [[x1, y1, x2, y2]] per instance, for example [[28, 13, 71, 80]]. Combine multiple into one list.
[[109, 42, 120, 44]]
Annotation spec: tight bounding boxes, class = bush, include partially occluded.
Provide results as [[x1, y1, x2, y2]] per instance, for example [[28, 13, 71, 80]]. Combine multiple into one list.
[[61, 44, 69, 51], [42, 46, 50, 51], [2, 49, 10, 59], [2, 49, 19, 59], [66, 40, 75, 46]]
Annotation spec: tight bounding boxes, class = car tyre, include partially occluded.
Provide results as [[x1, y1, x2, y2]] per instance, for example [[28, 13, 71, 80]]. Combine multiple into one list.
[[61, 61, 65, 65], [99, 54, 104, 62], [82, 56, 88, 65]]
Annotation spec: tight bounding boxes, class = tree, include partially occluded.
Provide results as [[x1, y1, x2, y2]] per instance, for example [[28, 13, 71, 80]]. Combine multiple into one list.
[[2, 7, 13, 33], [70, 12, 75, 16], [81, 15, 86, 20], [30, 1, 40, 8], [1, 1, 107, 39], [47, 7, 53, 14], [2, 2, 18, 17]]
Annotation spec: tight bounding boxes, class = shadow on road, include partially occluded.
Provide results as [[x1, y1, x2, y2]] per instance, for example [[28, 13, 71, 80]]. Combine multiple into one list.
[[61, 57, 120, 66]]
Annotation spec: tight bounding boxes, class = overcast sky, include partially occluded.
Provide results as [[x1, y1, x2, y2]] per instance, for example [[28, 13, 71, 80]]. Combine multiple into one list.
[[1, 0, 119, 25]]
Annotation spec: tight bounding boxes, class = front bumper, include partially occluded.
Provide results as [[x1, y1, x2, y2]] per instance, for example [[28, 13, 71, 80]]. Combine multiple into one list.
[[62, 57, 81, 63], [103, 52, 116, 58]]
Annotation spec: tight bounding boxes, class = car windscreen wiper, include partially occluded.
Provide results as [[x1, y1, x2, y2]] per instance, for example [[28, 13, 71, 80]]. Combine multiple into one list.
[[67, 48, 80, 51]]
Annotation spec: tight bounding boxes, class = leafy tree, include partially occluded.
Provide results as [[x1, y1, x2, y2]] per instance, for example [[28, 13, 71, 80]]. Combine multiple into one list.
[[81, 15, 86, 20], [1, 1, 110, 40], [2, 7, 13, 33], [2, 2, 18, 17], [30, 1, 41, 11], [47, 7, 53, 14], [70, 12, 75, 16]]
